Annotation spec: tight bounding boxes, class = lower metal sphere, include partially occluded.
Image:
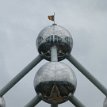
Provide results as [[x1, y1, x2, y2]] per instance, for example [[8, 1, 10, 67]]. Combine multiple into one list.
[[34, 62, 77, 104], [0, 97, 5, 107], [104, 97, 107, 107]]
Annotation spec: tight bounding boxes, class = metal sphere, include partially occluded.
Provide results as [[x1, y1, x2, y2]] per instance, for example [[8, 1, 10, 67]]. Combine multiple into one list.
[[104, 97, 107, 107], [36, 24, 73, 61], [0, 97, 5, 107], [34, 62, 77, 104]]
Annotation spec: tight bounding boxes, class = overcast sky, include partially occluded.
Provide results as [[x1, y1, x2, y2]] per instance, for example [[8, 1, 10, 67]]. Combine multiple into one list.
[[0, 0, 107, 107]]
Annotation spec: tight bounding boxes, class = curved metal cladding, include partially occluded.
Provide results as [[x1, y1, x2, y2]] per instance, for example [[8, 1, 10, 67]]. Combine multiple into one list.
[[0, 97, 5, 107], [34, 62, 77, 104], [36, 24, 73, 61]]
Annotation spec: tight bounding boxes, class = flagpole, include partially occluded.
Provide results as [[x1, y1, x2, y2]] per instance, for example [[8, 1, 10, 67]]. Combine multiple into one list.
[[54, 12, 55, 24]]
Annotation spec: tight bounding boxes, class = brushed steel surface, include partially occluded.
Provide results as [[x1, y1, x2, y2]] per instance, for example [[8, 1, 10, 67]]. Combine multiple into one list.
[[34, 62, 77, 87], [36, 24, 73, 61], [34, 62, 77, 104]]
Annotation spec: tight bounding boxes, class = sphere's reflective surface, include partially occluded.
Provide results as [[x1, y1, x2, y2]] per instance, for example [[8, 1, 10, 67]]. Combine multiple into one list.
[[0, 97, 5, 107], [104, 97, 107, 107], [36, 24, 73, 61], [34, 62, 77, 104]]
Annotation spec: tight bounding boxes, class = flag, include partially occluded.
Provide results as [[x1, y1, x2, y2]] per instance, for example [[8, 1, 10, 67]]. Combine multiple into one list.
[[48, 15, 54, 21]]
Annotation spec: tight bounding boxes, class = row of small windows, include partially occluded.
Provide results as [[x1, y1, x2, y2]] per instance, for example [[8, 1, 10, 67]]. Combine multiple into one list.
[[38, 35, 72, 44]]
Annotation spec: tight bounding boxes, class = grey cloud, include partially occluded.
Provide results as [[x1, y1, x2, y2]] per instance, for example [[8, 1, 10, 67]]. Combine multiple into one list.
[[0, 0, 107, 107]]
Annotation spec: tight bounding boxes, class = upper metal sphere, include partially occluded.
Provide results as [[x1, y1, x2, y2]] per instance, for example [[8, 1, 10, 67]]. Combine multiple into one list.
[[104, 97, 107, 107], [0, 97, 5, 107], [36, 24, 73, 61], [34, 62, 77, 104]]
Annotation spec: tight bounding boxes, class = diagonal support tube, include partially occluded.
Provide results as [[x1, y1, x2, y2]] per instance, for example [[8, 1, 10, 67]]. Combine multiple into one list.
[[51, 104, 58, 107], [25, 95, 42, 107], [68, 94, 85, 107], [66, 54, 107, 96], [0, 55, 43, 96]]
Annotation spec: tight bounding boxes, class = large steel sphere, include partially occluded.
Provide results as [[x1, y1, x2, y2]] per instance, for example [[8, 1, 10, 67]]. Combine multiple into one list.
[[36, 24, 73, 61], [104, 97, 107, 107], [34, 62, 77, 104], [0, 97, 5, 107]]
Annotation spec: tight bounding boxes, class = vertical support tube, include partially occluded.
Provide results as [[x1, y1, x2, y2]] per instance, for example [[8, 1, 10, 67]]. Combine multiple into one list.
[[51, 46, 58, 62], [0, 55, 43, 96], [68, 94, 85, 107], [66, 54, 107, 96], [51, 104, 58, 107], [25, 95, 41, 107]]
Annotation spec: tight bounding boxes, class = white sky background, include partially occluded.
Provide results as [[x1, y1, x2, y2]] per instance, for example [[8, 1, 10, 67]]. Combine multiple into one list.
[[0, 0, 107, 107]]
